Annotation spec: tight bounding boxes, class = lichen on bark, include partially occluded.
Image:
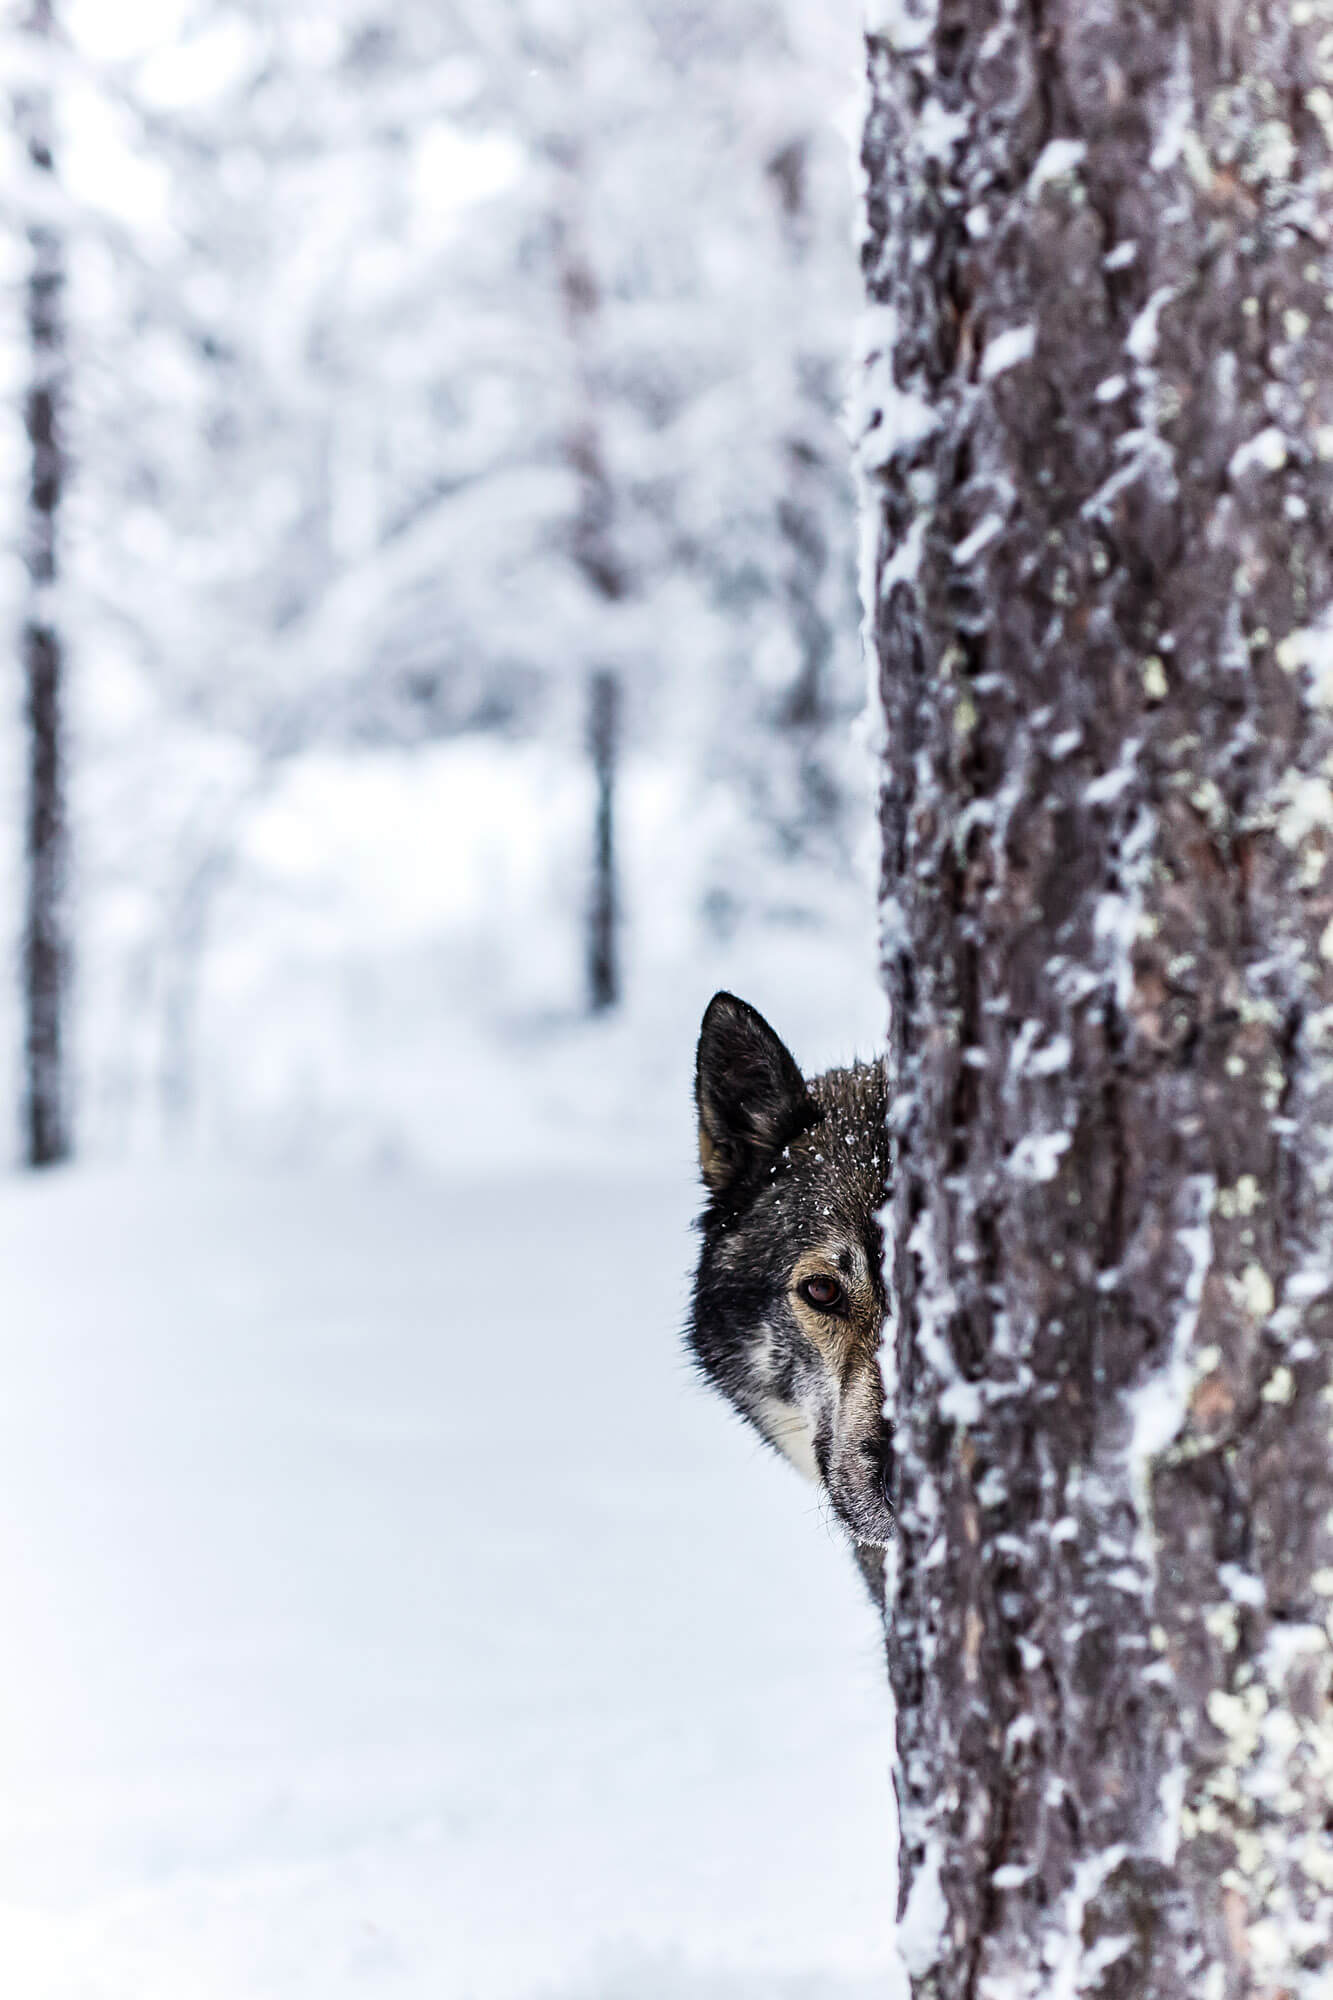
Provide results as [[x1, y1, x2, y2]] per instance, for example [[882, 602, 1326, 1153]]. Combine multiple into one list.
[[862, 3, 1333, 1994]]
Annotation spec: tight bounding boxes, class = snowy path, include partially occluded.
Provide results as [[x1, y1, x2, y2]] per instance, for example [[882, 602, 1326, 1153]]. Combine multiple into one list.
[[0, 1168, 898, 1998]]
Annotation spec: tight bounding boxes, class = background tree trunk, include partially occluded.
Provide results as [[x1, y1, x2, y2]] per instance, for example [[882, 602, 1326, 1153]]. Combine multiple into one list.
[[864, 3, 1333, 1993], [15, 0, 68, 1168], [586, 665, 619, 1014], [556, 172, 627, 1016], [768, 137, 842, 844]]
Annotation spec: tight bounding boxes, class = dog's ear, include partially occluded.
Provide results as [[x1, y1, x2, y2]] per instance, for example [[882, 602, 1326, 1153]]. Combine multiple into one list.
[[696, 992, 813, 1196]]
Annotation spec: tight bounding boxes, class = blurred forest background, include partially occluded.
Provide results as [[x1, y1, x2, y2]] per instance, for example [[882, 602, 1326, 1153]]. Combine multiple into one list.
[[0, 0, 883, 1175]]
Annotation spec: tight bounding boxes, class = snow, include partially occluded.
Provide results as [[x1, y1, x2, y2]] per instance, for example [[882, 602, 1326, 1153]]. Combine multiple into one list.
[[1005, 1130, 1071, 1182], [1021, 1033, 1071, 1079], [1124, 1173, 1216, 1565], [1082, 736, 1141, 810], [1092, 803, 1155, 1013], [15, 0, 880, 1182], [979, 325, 1035, 381], [905, 1209, 963, 1408], [0, 1166, 900, 2000], [855, 308, 942, 474], [1157, 1759, 1185, 1865], [1047, 1845, 1127, 2000], [1228, 426, 1289, 480], [1027, 139, 1086, 192], [894, 1836, 945, 1977], [915, 100, 968, 165], [952, 512, 1004, 565], [1218, 1564, 1266, 1609], [1275, 610, 1333, 708], [1125, 284, 1176, 365], [863, 0, 937, 53], [1148, 32, 1195, 174], [69, 723, 884, 1175]]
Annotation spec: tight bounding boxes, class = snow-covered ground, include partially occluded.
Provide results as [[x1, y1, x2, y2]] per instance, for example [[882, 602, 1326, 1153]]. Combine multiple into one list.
[[0, 1165, 900, 1998]]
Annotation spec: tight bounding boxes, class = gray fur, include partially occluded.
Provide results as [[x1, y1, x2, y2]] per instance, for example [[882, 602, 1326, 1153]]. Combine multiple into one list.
[[689, 993, 893, 1564]]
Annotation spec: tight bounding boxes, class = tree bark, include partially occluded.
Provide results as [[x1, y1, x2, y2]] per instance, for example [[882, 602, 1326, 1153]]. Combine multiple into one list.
[[863, 3, 1333, 1994], [16, 0, 68, 1168]]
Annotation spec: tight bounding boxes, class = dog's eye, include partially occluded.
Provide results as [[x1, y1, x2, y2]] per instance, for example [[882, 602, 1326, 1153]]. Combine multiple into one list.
[[799, 1273, 844, 1312]]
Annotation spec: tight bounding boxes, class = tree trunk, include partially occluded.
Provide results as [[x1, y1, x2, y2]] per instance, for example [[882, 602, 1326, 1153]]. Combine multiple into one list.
[[767, 136, 846, 854], [16, 0, 68, 1168], [556, 180, 627, 1017], [863, 4, 1333, 1994], [586, 665, 619, 1013]]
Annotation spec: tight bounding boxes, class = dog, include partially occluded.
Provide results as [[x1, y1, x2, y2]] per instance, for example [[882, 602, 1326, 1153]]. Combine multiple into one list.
[[688, 991, 893, 1584]]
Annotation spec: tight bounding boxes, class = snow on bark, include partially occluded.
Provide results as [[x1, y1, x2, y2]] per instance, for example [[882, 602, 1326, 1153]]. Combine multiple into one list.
[[862, 2, 1333, 1993]]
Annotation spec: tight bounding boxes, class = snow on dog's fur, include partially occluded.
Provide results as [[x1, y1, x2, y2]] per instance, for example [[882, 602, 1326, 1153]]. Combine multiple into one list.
[[688, 993, 893, 1577]]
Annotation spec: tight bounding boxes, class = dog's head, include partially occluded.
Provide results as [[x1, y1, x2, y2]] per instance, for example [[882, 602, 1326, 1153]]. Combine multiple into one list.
[[688, 991, 893, 1547]]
